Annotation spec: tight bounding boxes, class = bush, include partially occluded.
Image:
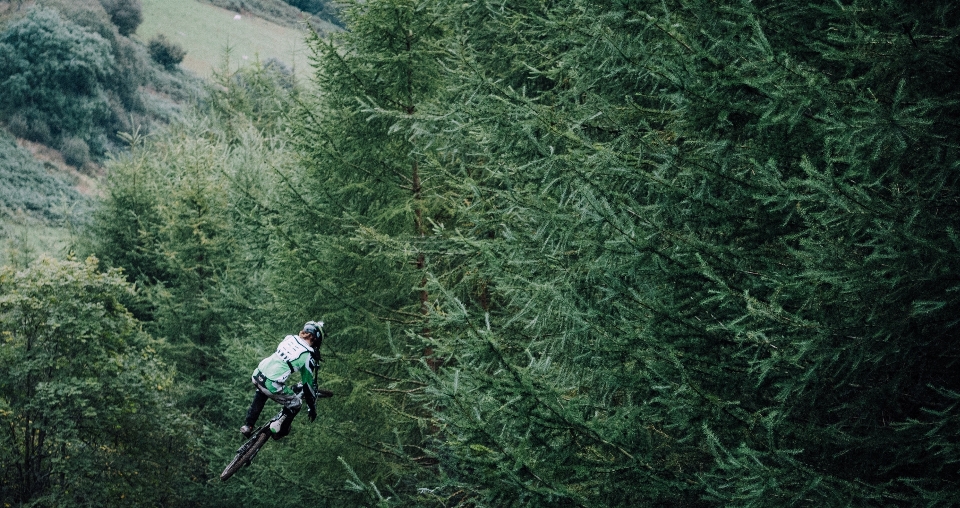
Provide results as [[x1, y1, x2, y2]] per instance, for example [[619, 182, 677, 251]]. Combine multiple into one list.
[[6, 112, 52, 144], [148, 34, 186, 70], [30, 0, 157, 148], [38, 0, 117, 39], [60, 137, 91, 168], [98, 0, 142, 36], [0, 7, 115, 143]]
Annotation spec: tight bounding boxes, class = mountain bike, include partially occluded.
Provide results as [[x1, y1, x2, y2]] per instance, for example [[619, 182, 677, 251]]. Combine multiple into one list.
[[220, 384, 333, 481]]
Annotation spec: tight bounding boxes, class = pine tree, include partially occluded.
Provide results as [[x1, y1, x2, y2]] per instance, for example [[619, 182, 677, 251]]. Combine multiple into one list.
[[85, 72, 303, 502], [403, 0, 960, 505], [280, 0, 450, 501]]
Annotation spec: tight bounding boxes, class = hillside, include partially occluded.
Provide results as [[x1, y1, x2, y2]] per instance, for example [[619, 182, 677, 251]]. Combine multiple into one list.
[[0, 0, 323, 234], [0, 130, 91, 266], [139, 0, 318, 77]]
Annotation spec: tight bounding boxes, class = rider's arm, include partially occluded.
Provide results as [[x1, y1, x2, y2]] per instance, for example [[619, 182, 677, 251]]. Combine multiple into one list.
[[296, 351, 319, 421], [296, 351, 316, 387]]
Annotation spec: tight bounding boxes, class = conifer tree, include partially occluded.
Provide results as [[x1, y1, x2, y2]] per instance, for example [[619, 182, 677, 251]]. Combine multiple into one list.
[[279, 0, 449, 501], [86, 69, 302, 501], [77, 0, 959, 504], [399, 0, 960, 505]]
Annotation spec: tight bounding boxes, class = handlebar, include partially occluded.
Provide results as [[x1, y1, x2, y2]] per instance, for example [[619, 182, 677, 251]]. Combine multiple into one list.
[[291, 383, 334, 398]]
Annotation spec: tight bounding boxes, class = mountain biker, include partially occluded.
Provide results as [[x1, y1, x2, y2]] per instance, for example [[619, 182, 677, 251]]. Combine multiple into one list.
[[239, 321, 325, 439]]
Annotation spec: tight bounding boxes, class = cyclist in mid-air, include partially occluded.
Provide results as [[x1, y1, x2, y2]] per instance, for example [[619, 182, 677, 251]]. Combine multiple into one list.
[[239, 321, 325, 439]]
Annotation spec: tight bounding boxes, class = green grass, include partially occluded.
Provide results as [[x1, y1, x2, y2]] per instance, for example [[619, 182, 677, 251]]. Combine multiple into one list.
[[138, 0, 314, 78], [0, 133, 90, 223], [0, 220, 76, 268], [0, 130, 88, 265]]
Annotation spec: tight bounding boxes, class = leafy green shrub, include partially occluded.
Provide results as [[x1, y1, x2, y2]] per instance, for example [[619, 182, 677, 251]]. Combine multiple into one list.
[[0, 7, 115, 144], [39, 0, 147, 114], [282, 0, 341, 26], [60, 137, 91, 168], [26, 1, 151, 150], [148, 34, 186, 70], [0, 256, 202, 506], [98, 0, 142, 35], [0, 1, 209, 168], [6, 112, 52, 144], [37, 0, 116, 41]]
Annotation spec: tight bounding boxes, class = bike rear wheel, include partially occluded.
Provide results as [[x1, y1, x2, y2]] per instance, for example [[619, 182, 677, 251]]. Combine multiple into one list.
[[220, 432, 269, 481]]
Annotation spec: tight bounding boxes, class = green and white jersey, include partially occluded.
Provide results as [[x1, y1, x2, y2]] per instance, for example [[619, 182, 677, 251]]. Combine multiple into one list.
[[254, 335, 316, 394]]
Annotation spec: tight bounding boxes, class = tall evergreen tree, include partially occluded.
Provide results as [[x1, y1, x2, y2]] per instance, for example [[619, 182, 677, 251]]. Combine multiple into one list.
[[399, 0, 960, 506], [280, 0, 449, 502], [85, 65, 302, 502], [74, 0, 960, 505]]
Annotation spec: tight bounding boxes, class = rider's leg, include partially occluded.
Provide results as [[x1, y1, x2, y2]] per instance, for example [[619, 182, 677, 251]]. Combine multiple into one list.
[[270, 406, 301, 438], [241, 376, 272, 436], [244, 389, 268, 427], [268, 393, 302, 439]]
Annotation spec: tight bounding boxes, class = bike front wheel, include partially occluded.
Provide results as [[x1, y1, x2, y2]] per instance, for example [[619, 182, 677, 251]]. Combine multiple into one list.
[[220, 432, 269, 481]]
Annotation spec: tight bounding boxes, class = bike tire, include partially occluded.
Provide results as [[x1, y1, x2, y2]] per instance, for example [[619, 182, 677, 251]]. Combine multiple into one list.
[[220, 432, 269, 481]]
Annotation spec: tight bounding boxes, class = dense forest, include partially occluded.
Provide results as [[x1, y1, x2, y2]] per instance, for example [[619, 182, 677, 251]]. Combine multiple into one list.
[[2, 0, 959, 506]]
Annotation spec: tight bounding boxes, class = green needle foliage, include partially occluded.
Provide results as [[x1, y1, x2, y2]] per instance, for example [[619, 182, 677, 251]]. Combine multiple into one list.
[[280, 0, 450, 501], [391, 0, 960, 506]]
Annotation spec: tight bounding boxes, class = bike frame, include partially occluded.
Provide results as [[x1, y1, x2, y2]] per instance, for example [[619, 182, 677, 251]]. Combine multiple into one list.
[[220, 384, 331, 481], [220, 405, 288, 481]]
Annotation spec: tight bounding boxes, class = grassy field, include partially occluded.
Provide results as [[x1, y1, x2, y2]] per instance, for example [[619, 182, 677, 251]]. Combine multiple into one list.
[[138, 0, 314, 78]]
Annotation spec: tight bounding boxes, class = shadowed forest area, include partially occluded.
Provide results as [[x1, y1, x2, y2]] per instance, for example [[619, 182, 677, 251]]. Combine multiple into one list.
[[2, 0, 960, 506]]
